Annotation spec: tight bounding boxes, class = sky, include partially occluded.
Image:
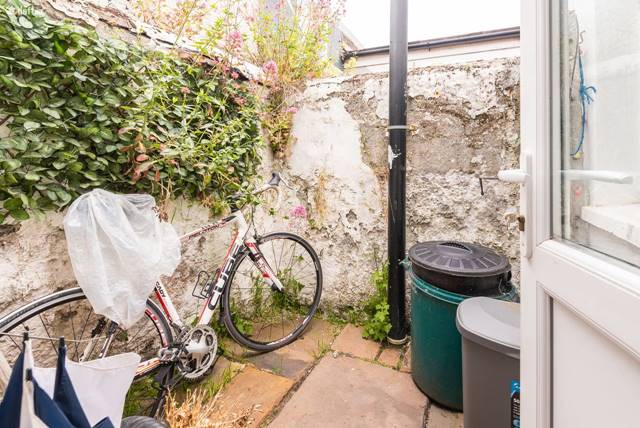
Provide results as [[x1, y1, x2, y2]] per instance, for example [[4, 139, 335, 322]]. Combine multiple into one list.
[[342, 0, 520, 48]]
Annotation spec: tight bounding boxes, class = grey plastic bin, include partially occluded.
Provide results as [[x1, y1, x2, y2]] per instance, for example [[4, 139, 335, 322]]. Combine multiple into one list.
[[456, 297, 520, 428]]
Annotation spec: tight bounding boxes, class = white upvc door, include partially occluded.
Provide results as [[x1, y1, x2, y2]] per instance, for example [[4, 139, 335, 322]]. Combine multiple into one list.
[[521, 1, 640, 427]]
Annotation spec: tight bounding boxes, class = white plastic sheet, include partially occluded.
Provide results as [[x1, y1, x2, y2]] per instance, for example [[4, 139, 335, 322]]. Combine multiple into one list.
[[63, 189, 181, 329], [34, 353, 141, 427]]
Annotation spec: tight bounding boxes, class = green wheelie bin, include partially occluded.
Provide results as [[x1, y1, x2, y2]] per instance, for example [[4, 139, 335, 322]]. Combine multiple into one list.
[[408, 241, 517, 411]]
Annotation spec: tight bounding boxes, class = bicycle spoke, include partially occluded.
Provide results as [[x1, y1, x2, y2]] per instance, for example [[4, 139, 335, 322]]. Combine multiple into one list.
[[281, 308, 285, 338], [226, 234, 321, 347], [286, 242, 297, 273], [39, 314, 58, 355], [271, 240, 279, 272], [277, 238, 286, 273], [68, 304, 79, 360], [75, 308, 93, 360], [230, 271, 317, 288], [6, 332, 19, 349], [125, 321, 151, 348]]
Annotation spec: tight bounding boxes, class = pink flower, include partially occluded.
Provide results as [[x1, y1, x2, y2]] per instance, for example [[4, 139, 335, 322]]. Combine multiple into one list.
[[229, 29, 242, 41], [286, 106, 298, 114], [225, 30, 243, 51], [262, 60, 278, 77], [291, 204, 308, 218], [234, 97, 246, 106], [231, 71, 239, 80], [180, 86, 191, 94]]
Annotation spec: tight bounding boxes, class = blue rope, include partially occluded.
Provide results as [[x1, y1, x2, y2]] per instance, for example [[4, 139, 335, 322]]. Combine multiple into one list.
[[572, 53, 597, 157]]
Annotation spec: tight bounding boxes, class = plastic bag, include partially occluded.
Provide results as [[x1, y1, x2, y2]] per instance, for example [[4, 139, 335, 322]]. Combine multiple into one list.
[[63, 189, 180, 329]]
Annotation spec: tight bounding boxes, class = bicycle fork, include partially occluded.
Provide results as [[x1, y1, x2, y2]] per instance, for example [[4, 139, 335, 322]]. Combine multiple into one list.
[[245, 240, 284, 292]]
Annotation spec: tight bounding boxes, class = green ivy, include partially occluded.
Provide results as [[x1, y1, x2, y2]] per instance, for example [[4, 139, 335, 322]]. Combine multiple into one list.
[[0, 0, 262, 223]]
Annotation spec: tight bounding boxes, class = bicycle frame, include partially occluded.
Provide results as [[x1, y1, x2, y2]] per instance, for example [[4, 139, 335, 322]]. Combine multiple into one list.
[[151, 209, 284, 334], [135, 208, 285, 376]]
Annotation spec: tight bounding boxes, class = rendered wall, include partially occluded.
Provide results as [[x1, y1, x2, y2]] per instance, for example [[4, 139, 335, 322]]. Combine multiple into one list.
[[258, 58, 522, 309], [0, 56, 521, 317]]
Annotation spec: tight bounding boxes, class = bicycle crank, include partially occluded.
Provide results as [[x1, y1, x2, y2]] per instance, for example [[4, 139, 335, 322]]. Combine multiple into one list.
[[176, 325, 218, 380]]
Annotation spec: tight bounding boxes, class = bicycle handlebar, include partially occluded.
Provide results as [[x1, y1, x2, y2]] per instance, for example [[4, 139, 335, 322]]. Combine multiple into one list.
[[228, 172, 290, 212], [251, 172, 291, 197]]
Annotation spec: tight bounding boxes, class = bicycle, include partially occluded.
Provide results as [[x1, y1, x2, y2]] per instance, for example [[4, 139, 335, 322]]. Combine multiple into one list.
[[0, 172, 323, 416]]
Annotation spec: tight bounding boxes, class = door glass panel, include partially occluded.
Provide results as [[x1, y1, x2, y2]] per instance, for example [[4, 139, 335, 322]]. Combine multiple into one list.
[[553, 0, 640, 268]]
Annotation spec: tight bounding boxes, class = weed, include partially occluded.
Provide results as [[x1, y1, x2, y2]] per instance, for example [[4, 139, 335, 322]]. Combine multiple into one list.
[[320, 308, 348, 326], [361, 262, 392, 343], [201, 366, 234, 399], [123, 377, 160, 417], [311, 340, 331, 360], [164, 386, 257, 428], [318, 305, 363, 326]]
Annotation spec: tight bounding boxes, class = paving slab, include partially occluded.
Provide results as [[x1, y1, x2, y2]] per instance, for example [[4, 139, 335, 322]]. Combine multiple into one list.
[[244, 319, 339, 379], [425, 404, 464, 428], [268, 354, 427, 428], [216, 365, 294, 428], [210, 356, 245, 384], [378, 346, 403, 368], [331, 324, 381, 360]]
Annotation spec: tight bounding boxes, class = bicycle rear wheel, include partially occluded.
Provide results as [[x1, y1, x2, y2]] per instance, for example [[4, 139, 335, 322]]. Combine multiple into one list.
[[0, 287, 173, 417], [223, 232, 322, 352]]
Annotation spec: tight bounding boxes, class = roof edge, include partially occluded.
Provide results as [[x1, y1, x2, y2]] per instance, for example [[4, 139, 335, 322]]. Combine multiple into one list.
[[342, 26, 520, 60]]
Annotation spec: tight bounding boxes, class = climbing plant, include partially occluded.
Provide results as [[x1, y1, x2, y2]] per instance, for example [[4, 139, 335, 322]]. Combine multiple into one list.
[[0, 0, 262, 223], [182, 0, 344, 156], [244, 0, 344, 155]]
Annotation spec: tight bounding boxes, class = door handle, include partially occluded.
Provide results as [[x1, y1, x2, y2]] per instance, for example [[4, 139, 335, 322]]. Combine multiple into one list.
[[498, 151, 533, 258]]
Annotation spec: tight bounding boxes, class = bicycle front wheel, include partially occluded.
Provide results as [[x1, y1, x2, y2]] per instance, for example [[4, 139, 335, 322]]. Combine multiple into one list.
[[0, 287, 173, 417], [223, 232, 322, 352]]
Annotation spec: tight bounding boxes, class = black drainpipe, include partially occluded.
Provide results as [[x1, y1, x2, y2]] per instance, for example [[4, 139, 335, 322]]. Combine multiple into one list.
[[387, 0, 409, 344]]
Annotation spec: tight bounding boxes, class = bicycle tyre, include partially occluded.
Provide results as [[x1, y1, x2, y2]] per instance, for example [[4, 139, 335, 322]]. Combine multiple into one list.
[[0, 288, 173, 362], [222, 232, 322, 352], [0, 287, 173, 417], [121, 416, 169, 428]]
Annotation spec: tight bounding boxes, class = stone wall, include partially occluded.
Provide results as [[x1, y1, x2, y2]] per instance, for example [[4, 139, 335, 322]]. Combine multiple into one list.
[[0, 57, 521, 318], [255, 57, 522, 309]]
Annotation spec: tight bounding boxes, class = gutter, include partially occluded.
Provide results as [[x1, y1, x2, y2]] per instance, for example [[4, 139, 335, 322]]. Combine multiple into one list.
[[342, 26, 520, 61]]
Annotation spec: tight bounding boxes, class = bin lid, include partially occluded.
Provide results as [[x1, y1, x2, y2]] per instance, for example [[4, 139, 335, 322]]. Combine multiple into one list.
[[409, 241, 510, 278], [408, 241, 511, 295], [456, 297, 520, 358]]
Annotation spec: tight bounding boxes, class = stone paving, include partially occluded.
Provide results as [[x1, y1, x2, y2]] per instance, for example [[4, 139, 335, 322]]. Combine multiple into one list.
[[204, 321, 463, 427]]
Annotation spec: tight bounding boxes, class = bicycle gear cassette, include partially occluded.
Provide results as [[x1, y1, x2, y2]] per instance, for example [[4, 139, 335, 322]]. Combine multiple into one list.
[[177, 325, 218, 380]]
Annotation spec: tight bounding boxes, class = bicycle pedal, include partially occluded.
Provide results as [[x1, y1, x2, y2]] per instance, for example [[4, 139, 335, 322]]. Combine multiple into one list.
[[158, 347, 180, 363]]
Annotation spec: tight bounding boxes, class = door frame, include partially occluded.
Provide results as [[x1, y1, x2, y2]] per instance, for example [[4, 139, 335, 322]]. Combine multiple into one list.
[[520, 0, 552, 425], [520, 0, 640, 427]]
